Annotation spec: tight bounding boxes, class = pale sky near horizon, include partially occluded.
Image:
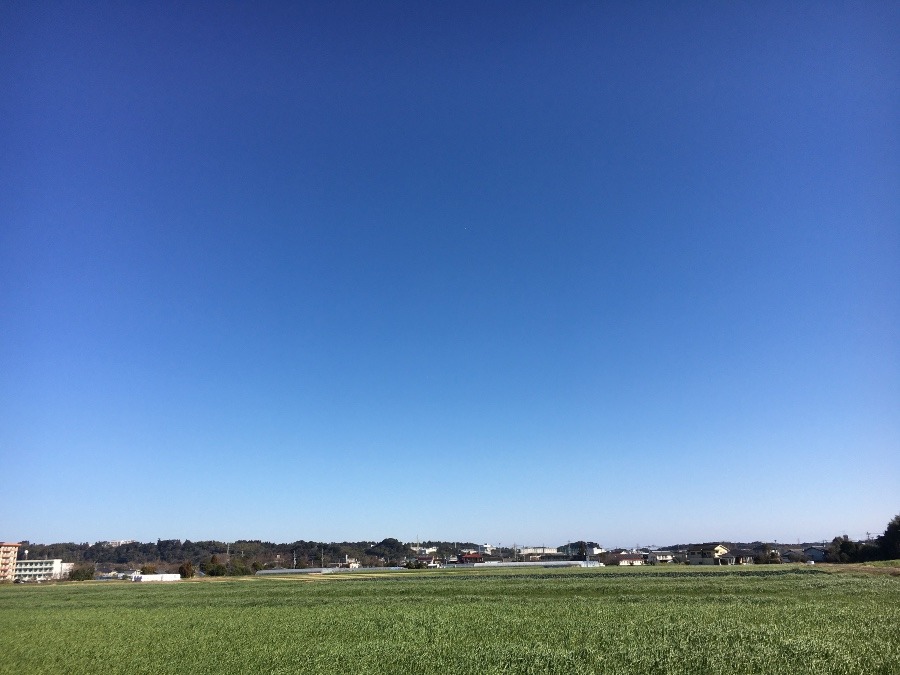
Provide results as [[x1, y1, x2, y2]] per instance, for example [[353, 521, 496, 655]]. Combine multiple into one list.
[[1, 2, 897, 549]]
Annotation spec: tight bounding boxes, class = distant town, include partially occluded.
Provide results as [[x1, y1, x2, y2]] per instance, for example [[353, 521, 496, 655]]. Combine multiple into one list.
[[3, 514, 898, 582]]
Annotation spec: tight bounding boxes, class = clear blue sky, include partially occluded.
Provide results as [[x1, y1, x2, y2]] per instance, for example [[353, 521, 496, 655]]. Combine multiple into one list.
[[2, 2, 897, 548]]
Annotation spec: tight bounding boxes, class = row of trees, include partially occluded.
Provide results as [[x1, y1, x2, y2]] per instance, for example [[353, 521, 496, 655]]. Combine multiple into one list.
[[825, 515, 900, 563], [20, 539, 264, 566], [25, 537, 494, 574], [19, 538, 400, 570], [30, 515, 900, 578], [761, 515, 900, 564]]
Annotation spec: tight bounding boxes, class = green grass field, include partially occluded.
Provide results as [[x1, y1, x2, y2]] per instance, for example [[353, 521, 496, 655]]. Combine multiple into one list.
[[1, 566, 897, 674]]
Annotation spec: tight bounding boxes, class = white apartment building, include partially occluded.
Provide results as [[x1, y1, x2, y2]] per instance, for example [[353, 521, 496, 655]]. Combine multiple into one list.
[[15, 558, 74, 581]]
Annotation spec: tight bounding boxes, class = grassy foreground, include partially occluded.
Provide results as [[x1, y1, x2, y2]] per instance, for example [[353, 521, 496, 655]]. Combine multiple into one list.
[[1, 566, 897, 674]]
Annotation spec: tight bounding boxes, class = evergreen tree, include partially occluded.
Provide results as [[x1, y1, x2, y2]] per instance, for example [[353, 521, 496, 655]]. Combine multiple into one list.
[[877, 515, 900, 560]]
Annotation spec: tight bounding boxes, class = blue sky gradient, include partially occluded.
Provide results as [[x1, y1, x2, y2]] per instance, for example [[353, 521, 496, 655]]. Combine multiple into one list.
[[2, 2, 897, 548]]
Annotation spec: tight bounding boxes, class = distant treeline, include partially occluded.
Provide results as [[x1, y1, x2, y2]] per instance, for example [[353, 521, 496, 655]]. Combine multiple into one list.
[[820, 534, 897, 564], [18, 515, 900, 571], [666, 514, 900, 564], [17, 538, 482, 571]]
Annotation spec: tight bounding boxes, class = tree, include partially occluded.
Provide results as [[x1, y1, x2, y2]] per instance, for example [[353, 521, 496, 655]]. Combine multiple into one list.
[[178, 561, 194, 578], [365, 538, 410, 564], [69, 565, 95, 581], [825, 536, 867, 563], [569, 541, 598, 559], [753, 544, 781, 564], [877, 514, 900, 560], [228, 560, 251, 576], [139, 565, 157, 575], [201, 556, 227, 576]]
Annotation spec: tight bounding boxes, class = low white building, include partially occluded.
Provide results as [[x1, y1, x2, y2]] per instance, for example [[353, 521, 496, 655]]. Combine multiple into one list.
[[461, 544, 495, 555], [131, 573, 180, 582], [517, 546, 559, 556], [329, 556, 361, 569], [15, 559, 74, 581]]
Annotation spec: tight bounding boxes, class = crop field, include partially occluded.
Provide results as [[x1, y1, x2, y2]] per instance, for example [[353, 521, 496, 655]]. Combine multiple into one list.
[[1, 566, 897, 674]]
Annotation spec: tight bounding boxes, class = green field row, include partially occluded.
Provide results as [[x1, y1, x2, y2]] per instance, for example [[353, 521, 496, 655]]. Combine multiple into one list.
[[1, 566, 897, 674]]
